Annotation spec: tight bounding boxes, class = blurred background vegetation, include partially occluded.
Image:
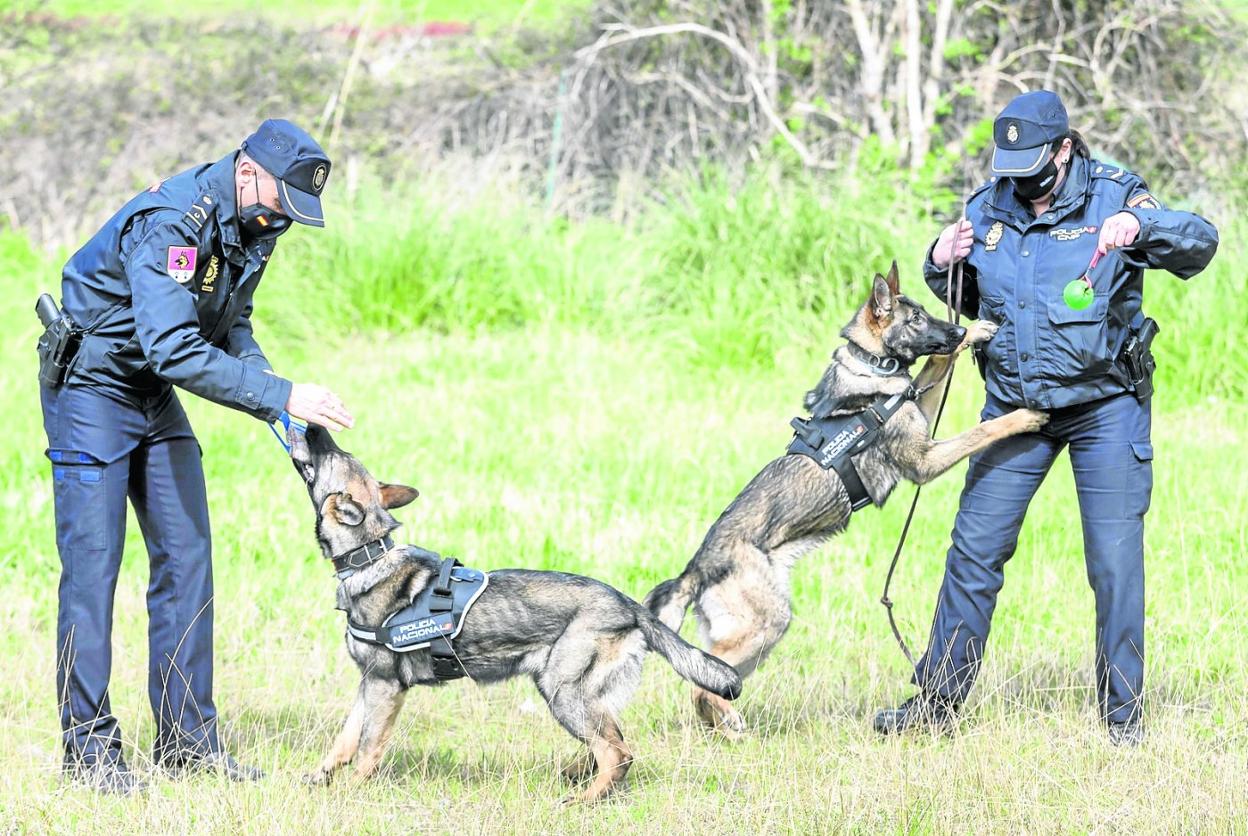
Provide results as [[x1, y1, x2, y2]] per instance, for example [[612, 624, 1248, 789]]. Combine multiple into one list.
[[1, 0, 1243, 395]]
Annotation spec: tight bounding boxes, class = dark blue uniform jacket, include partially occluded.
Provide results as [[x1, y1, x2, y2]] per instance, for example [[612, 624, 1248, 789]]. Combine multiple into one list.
[[59, 152, 292, 434], [924, 155, 1218, 410]]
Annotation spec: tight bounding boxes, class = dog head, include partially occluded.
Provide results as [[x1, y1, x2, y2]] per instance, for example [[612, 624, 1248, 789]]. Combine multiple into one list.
[[841, 261, 966, 366], [288, 424, 419, 560]]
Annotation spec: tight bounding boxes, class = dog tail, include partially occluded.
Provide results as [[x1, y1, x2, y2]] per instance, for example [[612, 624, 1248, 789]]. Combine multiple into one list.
[[643, 570, 698, 633], [635, 606, 741, 701]]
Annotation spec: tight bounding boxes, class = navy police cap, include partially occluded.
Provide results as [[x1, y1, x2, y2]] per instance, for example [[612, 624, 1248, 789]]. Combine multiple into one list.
[[241, 119, 331, 227], [990, 90, 1069, 177]]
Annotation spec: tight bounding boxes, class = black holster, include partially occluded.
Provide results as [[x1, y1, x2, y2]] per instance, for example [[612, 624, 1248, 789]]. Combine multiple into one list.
[[1119, 317, 1159, 402], [35, 294, 81, 389]]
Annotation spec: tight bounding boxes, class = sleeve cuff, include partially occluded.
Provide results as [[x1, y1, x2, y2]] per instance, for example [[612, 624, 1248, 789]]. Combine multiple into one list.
[[235, 365, 292, 422]]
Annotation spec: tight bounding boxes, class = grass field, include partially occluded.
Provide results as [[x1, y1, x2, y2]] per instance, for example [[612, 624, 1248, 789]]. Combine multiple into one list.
[[1, 174, 1246, 831]]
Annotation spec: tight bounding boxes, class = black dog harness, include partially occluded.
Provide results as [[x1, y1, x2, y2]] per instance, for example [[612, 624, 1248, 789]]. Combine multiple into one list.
[[786, 387, 919, 511], [346, 557, 489, 681]]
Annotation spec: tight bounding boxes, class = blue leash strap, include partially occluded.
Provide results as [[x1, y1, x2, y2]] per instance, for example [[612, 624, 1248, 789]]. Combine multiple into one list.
[[268, 411, 307, 453]]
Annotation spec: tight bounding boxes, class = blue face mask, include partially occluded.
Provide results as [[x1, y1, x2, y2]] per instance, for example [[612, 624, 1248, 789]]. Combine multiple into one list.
[[239, 176, 292, 240]]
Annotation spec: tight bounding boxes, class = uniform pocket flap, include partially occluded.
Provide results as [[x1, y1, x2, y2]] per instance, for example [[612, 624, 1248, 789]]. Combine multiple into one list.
[[46, 448, 104, 465], [1129, 441, 1154, 461], [978, 295, 1006, 321], [1047, 296, 1106, 324]]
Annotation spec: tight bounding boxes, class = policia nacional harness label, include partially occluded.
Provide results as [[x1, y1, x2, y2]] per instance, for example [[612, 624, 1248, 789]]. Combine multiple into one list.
[[346, 557, 489, 680], [786, 388, 919, 511]]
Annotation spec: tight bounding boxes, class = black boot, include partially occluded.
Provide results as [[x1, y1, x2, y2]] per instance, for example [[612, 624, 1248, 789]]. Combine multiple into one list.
[[159, 750, 265, 782], [1107, 718, 1144, 747], [64, 758, 148, 796], [873, 692, 960, 735]]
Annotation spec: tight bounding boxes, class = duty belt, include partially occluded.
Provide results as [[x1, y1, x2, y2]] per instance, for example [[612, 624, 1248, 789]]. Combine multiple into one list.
[[786, 387, 918, 511]]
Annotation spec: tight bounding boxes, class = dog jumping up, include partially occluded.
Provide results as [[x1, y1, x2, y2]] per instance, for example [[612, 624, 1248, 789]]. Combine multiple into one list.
[[644, 262, 1048, 736], [288, 425, 741, 802]]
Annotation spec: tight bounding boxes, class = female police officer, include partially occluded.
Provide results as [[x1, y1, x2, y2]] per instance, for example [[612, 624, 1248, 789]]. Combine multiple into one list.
[[40, 120, 354, 793], [872, 90, 1218, 745]]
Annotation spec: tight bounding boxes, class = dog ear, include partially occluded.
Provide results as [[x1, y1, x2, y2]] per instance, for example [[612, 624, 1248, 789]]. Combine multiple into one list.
[[379, 483, 419, 509], [870, 273, 894, 322], [885, 260, 900, 296], [331, 492, 366, 526]]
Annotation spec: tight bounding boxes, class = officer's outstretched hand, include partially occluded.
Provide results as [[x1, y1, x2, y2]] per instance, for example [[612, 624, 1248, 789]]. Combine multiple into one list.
[[287, 383, 355, 432], [1096, 211, 1141, 256], [932, 219, 973, 270]]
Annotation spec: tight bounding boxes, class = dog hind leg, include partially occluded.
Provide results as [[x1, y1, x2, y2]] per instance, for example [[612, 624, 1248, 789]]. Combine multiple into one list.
[[691, 621, 788, 739]]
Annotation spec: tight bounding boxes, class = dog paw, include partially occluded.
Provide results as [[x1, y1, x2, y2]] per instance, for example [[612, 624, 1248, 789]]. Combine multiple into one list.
[[960, 319, 999, 349], [302, 769, 332, 787], [1007, 408, 1049, 433]]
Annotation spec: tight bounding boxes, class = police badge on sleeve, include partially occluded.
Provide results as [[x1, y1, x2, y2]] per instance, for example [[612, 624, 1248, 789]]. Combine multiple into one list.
[[166, 246, 197, 284]]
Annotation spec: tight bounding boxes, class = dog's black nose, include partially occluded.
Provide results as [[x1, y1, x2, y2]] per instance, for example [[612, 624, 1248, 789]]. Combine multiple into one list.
[[952, 324, 968, 342]]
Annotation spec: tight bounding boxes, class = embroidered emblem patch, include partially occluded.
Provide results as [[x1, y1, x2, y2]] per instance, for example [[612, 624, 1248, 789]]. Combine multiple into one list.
[[1127, 192, 1160, 210], [1006, 123, 1019, 143], [1049, 225, 1098, 242], [166, 246, 197, 284], [312, 164, 327, 192], [985, 221, 1004, 252], [201, 255, 220, 293]]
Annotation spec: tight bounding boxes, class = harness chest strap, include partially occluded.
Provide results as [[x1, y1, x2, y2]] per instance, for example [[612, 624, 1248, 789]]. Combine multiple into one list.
[[786, 387, 920, 511]]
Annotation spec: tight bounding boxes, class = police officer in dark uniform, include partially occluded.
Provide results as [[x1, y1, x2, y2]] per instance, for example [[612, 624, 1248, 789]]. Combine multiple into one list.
[[39, 120, 356, 793], [873, 91, 1218, 744]]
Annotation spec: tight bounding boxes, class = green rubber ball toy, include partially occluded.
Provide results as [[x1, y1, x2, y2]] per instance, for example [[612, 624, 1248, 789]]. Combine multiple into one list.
[[1063, 278, 1095, 310]]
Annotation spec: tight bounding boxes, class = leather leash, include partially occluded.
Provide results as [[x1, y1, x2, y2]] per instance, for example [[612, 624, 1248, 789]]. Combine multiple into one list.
[[880, 203, 969, 666]]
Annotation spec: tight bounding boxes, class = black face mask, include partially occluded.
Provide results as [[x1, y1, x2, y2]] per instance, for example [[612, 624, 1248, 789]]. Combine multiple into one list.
[[1012, 154, 1065, 203], [239, 176, 292, 240]]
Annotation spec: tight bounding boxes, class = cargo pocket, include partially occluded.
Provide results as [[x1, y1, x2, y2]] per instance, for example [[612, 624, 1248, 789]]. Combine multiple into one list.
[[1045, 295, 1114, 381], [46, 448, 108, 551], [977, 296, 1015, 376], [1129, 441, 1154, 517]]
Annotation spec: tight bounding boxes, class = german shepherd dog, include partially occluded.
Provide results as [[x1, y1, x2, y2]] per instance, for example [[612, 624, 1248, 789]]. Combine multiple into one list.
[[288, 425, 742, 802], [644, 262, 1048, 736]]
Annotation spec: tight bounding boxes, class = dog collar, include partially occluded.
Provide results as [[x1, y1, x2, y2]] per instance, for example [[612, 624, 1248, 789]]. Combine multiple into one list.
[[332, 535, 396, 579], [846, 342, 907, 377]]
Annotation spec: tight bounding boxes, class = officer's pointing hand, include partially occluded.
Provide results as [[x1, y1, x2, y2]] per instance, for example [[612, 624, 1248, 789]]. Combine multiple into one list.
[[1096, 211, 1141, 257], [286, 383, 355, 432], [932, 219, 974, 270]]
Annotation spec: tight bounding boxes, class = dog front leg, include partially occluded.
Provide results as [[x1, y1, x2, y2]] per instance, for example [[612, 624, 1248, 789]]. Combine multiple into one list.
[[305, 678, 371, 786], [912, 353, 955, 424], [901, 409, 1048, 484], [912, 320, 998, 425], [352, 676, 408, 780]]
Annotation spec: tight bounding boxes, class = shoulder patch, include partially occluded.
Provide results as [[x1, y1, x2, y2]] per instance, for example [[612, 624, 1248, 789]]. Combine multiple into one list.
[[167, 246, 197, 284], [1127, 192, 1160, 210]]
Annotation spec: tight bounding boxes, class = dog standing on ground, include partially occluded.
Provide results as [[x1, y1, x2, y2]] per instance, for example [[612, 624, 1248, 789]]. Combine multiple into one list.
[[644, 262, 1048, 736], [288, 425, 741, 802]]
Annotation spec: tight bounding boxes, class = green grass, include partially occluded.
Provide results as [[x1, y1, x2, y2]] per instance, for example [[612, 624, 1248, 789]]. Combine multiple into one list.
[[1, 174, 1245, 831]]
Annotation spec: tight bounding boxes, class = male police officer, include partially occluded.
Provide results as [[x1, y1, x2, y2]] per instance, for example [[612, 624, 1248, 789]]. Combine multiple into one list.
[[873, 91, 1218, 744], [39, 120, 355, 794]]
